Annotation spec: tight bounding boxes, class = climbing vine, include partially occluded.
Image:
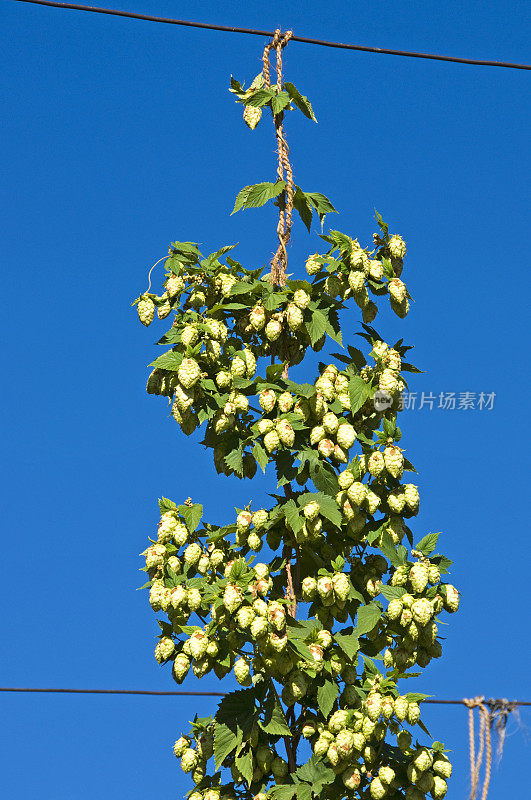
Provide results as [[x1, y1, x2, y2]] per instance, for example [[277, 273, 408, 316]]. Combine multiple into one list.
[[135, 30, 458, 800]]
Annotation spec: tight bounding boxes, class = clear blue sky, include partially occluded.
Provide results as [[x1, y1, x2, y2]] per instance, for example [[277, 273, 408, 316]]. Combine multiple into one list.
[[1, 1, 529, 798]]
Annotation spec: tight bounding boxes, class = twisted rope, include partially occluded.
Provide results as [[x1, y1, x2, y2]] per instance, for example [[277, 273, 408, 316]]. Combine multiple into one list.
[[262, 29, 294, 288], [464, 696, 492, 800]]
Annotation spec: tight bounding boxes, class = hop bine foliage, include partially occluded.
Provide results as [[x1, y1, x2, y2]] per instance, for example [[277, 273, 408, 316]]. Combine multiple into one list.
[[134, 41, 458, 800]]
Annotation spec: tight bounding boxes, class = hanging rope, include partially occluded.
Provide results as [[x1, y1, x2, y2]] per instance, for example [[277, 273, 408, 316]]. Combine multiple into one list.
[[262, 28, 294, 288], [464, 696, 492, 800]]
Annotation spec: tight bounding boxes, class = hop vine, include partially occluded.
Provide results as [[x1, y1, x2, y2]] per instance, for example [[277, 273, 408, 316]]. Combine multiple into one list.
[[135, 30, 459, 800]]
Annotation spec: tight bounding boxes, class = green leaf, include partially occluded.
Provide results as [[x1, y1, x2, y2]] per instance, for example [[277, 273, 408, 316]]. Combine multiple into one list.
[[298, 492, 342, 527], [304, 192, 336, 222], [317, 679, 339, 717], [213, 724, 242, 770], [283, 499, 304, 534], [334, 631, 359, 660], [349, 375, 370, 414], [283, 82, 317, 121], [356, 603, 382, 636], [149, 350, 182, 371], [380, 585, 406, 601], [306, 309, 328, 346], [292, 187, 313, 232], [415, 532, 440, 556], [310, 462, 339, 495], [269, 787, 297, 800], [231, 181, 286, 214], [271, 91, 291, 115], [243, 88, 276, 107], [225, 446, 245, 477], [235, 748, 254, 785], [401, 362, 423, 373], [379, 530, 406, 568], [252, 442, 269, 473], [177, 503, 203, 533], [405, 692, 431, 702], [432, 554, 453, 575], [294, 756, 335, 788], [260, 687, 292, 735]]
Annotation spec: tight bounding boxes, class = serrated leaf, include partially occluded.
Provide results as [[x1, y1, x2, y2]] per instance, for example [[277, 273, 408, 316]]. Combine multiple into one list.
[[380, 585, 407, 600], [356, 603, 382, 636], [379, 530, 406, 568], [231, 181, 286, 215], [284, 82, 317, 121], [317, 679, 339, 717], [225, 446, 245, 477], [334, 631, 359, 660], [260, 687, 292, 735], [298, 492, 342, 527], [269, 787, 297, 800], [306, 309, 328, 346], [405, 692, 431, 702], [415, 532, 440, 556], [176, 503, 203, 533], [235, 748, 254, 785], [282, 498, 304, 534], [149, 350, 182, 370], [252, 442, 269, 473], [349, 375, 370, 414], [295, 756, 335, 788], [293, 187, 313, 232], [243, 87, 276, 107], [271, 91, 291, 115], [310, 462, 339, 495], [214, 724, 242, 770]]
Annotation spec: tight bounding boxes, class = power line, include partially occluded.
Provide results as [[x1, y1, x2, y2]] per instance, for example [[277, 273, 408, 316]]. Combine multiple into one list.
[[8, 0, 531, 71], [1, 687, 530, 705]]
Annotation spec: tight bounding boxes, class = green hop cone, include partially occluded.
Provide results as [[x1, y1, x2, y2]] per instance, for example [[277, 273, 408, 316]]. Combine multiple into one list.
[[178, 358, 201, 389], [342, 766, 361, 789], [157, 295, 171, 319], [165, 273, 184, 297], [407, 702, 421, 725], [305, 253, 321, 275], [388, 234, 407, 259], [332, 571, 351, 601], [301, 576, 317, 601], [370, 777, 387, 799], [265, 318, 282, 341], [287, 302, 304, 330], [223, 583, 243, 613], [348, 270, 366, 293], [137, 296, 155, 326], [336, 422, 357, 449], [264, 429, 280, 453], [234, 657, 251, 685], [384, 445, 404, 478], [243, 105, 262, 129], [388, 277, 407, 303], [404, 483, 420, 512], [411, 597, 433, 626], [409, 561, 429, 594], [433, 756, 452, 779], [387, 598, 403, 621], [432, 777, 448, 798], [180, 747, 198, 773], [368, 451, 385, 477], [294, 288, 311, 309], [442, 584, 460, 612], [277, 419, 295, 446], [173, 736, 190, 758]]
